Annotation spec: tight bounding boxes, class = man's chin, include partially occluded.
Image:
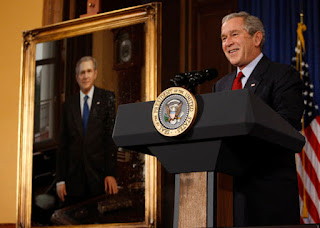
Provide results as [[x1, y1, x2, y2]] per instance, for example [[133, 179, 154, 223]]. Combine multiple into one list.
[[226, 56, 237, 64], [229, 60, 239, 67], [81, 87, 90, 94]]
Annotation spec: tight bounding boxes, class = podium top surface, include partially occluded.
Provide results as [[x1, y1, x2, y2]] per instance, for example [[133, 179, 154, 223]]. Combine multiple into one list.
[[113, 89, 305, 153]]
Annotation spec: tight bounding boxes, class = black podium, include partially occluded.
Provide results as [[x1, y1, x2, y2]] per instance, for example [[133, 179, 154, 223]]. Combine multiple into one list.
[[112, 89, 305, 227]]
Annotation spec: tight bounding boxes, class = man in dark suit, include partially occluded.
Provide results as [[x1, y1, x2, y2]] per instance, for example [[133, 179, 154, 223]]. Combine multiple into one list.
[[56, 56, 118, 205], [214, 12, 304, 226]]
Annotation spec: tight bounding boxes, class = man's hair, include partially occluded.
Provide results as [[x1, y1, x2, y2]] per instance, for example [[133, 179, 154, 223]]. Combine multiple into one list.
[[222, 11, 265, 50], [75, 56, 98, 75]]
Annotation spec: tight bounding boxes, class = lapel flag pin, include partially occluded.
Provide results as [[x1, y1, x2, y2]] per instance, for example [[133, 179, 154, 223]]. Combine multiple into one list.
[[251, 83, 256, 87]]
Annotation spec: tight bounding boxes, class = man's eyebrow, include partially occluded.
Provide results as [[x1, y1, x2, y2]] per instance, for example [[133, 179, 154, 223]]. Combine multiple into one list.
[[221, 29, 241, 38]]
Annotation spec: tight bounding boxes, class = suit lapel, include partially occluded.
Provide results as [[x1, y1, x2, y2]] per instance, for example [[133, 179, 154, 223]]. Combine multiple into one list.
[[244, 55, 270, 93], [224, 72, 237, 91], [71, 93, 84, 137]]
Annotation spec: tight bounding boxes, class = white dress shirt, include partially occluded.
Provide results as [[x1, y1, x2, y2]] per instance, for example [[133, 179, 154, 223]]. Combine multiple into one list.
[[80, 86, 95, 117]]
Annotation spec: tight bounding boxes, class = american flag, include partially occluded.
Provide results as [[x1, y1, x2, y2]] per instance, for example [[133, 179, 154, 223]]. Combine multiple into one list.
[[293, 22, 320, 224]]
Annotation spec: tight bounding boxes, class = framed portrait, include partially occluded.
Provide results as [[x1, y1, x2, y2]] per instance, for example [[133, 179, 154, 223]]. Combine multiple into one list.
[[18, 3, 162, 228]]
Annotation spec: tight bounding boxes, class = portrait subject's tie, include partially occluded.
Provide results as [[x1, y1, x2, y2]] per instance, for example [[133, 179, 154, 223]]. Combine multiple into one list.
[[83, 95, 89, 134], [232, 71, 244, 90]]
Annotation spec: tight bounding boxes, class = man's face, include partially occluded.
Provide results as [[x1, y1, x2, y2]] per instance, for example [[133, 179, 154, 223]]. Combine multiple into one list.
[[76, 60, 97, 94], [221, 17, 262, 70]]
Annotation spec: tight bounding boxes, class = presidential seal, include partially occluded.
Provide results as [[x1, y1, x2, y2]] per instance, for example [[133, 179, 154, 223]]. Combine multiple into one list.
[[152, 87, 197, 137]]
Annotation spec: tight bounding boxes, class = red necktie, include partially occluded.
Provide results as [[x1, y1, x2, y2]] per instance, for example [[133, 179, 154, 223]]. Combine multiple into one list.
[[232, 71, 244, 90]]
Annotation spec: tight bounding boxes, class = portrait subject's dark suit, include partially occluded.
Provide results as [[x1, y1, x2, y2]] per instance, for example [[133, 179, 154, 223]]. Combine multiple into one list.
[[213, 55, 304, 226], [56, 87, 117, 199]]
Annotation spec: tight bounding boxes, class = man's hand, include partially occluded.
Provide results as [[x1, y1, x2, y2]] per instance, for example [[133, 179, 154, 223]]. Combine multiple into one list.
[[104, 176, 118, 194], [56, 183, 67, 202]]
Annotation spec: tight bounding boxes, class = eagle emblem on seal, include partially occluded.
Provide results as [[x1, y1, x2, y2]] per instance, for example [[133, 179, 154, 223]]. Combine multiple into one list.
[[164, 99, 184, 125]]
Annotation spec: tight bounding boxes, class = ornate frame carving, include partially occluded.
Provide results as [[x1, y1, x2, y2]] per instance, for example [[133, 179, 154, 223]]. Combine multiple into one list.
[[17, 3, 161, 228]]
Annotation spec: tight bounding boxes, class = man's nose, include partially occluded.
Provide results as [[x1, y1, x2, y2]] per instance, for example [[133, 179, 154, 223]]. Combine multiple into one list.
[[225, 36, 233, 46]]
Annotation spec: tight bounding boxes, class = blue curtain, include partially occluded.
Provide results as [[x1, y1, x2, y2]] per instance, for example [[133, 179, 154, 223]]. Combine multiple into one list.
[[238, 0, 320, 106]]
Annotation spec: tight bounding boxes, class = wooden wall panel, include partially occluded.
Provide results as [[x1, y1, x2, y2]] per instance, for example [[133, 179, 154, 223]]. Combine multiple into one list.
[[189, 0, 238, 94], [217, 173, 234, 227], [42, 0, 64, 26]]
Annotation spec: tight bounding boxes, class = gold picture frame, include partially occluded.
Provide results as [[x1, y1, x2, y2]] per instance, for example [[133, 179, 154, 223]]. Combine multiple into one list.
[[17, 3, 161, 228]]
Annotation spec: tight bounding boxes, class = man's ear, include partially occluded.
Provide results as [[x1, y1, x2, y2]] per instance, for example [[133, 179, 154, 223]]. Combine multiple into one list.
[[254, 31, 263, 47], [93, 70, 98, 80]]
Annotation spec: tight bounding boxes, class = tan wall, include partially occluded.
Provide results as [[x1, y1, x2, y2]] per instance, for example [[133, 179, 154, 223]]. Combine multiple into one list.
[[0, 1, 43, 223]]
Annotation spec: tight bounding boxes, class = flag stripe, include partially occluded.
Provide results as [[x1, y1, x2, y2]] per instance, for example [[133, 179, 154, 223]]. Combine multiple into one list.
[[299, 195, 315, 224], [299, 195, 316, 224], [316, 116, 320, 126], [302, 124, 320, 188], [297, 164, 320, 222], [303, 117, 320, 214], [304, 136, 320, 181], [296, 153, 320, 210], [297, 150, 320, 200], [305, 120, 320, 163], [310, 116, 320, 153]]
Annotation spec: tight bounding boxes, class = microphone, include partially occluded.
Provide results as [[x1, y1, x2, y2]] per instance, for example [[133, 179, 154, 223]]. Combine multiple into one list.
[[169, 72, 189, 87], [170, 68, 218, 90]]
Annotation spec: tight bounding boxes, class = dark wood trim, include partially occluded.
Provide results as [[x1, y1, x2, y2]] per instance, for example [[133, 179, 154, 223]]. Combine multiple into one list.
[[0, 224, 15, 228], [42, 0, 64, 26]]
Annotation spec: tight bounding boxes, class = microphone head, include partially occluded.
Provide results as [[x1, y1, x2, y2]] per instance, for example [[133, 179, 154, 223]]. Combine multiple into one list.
[[169, 68, 218, 89], [170, 73, 188, 87], [203, 68, 218, 81]]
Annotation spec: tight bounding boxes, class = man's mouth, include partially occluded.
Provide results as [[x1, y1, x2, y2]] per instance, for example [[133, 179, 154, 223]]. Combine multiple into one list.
[[228, 48, 239, 54]]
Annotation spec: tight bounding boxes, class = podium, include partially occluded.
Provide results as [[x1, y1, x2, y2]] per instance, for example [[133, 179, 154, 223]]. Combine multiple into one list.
[[112, 89, 305, 227]]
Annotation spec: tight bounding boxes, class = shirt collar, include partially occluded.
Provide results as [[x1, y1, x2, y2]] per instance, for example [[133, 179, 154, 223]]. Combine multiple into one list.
[[237, 53, 263, 78], [80, 86, 95, 100]]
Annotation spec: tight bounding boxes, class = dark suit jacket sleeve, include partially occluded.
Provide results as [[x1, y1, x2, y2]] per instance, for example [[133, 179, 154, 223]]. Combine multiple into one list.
[[268, 65, 303, 130], [56, 102, 68, 182], [104, 91, 117, 177]]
